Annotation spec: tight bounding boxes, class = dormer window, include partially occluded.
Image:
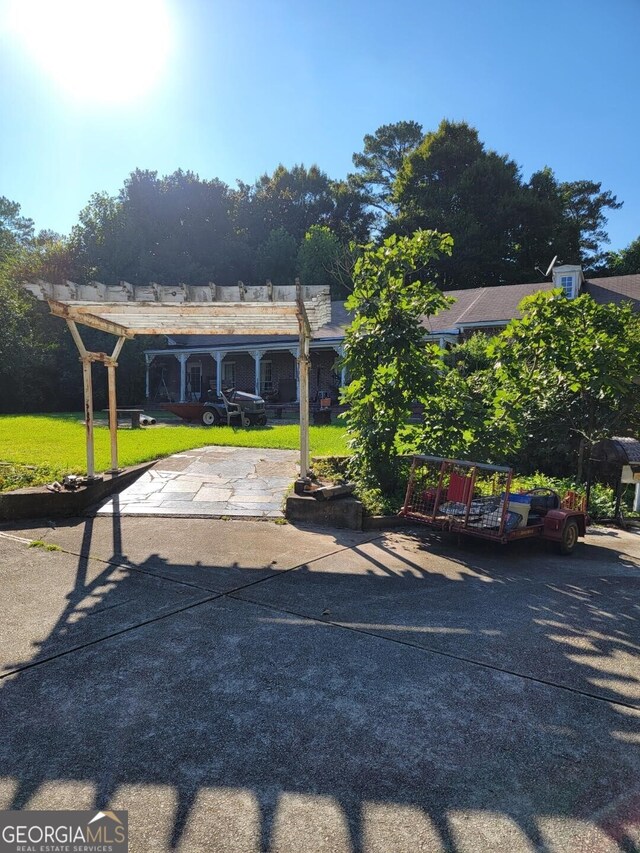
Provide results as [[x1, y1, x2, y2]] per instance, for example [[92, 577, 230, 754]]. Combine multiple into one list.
[[552, 265, 583, 299], [560, 275, 574, 298]]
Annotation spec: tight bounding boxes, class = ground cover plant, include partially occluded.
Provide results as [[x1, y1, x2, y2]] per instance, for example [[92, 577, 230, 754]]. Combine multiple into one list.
[[0, 414, 349, 491]]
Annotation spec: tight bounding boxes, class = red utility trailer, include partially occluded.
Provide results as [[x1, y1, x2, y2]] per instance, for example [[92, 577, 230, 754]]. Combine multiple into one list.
[[400, 455, 588, 554]]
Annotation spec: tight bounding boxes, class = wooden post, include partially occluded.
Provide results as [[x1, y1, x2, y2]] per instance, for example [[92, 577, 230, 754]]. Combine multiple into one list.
[[82, 357, 95, 479], [299, 328, 310, 477], [296, 280, 311, 478], [106, 336, 126, 474], [107, 363, 118, 473], [66, 319, 97, 479]]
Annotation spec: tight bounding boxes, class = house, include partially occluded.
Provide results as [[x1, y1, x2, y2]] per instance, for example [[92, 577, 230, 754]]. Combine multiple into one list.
[[144, 265, 640, 404]]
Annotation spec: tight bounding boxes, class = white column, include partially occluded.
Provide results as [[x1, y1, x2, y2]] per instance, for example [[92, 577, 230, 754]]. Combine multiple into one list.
[[250, 350, 263, 396], [213, 351, 227, 396], [634, 482, 640, 513], [333, 344, 346, 389], [177, 353, 188, 402], [144, 354, 154, 400], [288, 346, 300, 402]]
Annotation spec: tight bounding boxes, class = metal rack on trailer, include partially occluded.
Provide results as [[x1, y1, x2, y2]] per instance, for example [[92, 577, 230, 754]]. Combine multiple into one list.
[[400, 455, 588, 554]]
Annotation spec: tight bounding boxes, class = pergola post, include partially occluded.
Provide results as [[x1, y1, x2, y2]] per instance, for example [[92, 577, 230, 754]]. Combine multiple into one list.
[[82, 358, 95, 479], [297, 282, 311, 478], [66, 320, 96, 479], [106, 336, 126, 473]]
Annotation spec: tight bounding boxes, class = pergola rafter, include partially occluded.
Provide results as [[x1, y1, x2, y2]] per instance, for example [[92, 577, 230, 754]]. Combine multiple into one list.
[[23, 280, 330, 481]]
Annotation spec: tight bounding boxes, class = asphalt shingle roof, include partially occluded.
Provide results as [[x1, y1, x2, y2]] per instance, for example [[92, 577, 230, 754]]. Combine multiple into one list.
[[166, 274, 640, 349]]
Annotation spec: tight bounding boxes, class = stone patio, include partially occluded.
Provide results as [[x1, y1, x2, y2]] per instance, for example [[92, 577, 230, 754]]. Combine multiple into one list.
[[95, 446, 298, 518]]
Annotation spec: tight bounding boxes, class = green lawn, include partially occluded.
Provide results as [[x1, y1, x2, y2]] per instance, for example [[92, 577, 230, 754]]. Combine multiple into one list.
[[0, 413, 351, 491]]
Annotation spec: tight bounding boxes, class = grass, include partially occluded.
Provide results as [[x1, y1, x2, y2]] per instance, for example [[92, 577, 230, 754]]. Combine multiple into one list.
[[28, 540, 62, 551], [0, 413, 351, 491]]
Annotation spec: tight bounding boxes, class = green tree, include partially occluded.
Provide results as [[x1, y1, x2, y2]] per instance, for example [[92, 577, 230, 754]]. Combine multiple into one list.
[[0, 197, 34, 262], [349, 120, 423, 224], [72, 169, 250, 285], [0, 224, 76, 413], [515, 167, 579, 280], [392, 120, 526, 288], [343, 230, 453, 495], [488, 291, 640, 478], [560, 179, 622, 270], [255, 227, 298, 285], [390, 120, 622, 286], [603, 235, 640, 276], [296, 225, 350, 297], [234, 164, 372, 251]]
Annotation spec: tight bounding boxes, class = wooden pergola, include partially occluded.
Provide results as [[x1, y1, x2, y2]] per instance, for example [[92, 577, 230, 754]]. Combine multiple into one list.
[[22, 280, 332, 480]]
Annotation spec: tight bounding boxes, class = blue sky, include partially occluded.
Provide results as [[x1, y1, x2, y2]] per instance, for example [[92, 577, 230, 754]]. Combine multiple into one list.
[[1, 0, 639, 252]]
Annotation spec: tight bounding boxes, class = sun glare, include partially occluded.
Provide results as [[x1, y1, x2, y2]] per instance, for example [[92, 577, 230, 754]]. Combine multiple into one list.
[[6, 0, 173, 104]]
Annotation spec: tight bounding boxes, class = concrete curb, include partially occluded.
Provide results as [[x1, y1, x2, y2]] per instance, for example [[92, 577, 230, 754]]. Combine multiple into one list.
[[286, 494, 412, 531], [0, 462, 154, 521]]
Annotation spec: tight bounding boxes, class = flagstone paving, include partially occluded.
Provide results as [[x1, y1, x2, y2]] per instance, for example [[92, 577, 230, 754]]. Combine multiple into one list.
[[95, 446, 298, 518]]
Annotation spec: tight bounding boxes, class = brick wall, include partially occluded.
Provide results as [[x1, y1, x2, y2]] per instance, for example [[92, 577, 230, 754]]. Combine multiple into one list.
[[310, 349, 341, 402]]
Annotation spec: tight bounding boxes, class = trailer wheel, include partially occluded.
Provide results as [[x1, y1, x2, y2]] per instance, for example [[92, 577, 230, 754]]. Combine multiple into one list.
[[558, 519, 579, 555], [201, 409, 219, 427]]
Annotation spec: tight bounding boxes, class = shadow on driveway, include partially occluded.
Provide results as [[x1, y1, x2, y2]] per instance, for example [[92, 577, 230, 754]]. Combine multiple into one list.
[[0, 514, 639, 852]]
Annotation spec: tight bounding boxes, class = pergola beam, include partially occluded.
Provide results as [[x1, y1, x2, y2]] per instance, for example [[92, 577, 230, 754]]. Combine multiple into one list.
[[52, 300, 134, 338]]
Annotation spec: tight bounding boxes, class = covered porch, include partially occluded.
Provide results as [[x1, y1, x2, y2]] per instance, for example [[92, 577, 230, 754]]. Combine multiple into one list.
[[145, 342, 346, 405]]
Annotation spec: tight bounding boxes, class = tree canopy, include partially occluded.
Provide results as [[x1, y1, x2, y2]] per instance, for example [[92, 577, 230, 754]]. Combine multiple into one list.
[[603, 235, 640, 276], [343, 230, 453, 496]]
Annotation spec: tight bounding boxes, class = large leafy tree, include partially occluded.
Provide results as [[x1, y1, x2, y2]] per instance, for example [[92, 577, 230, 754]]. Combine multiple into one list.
[[487, 291, 640, 477], [343, 230, 453, 495], [72, 169, 250, 285], [602, 235, 640, 276], [255, 227, 298, 285], [296, 225, 351, 298], [0, 196, 34, 262], [234, 164, 372, 250], [413, 333, 513, 462], [389, 120, 622, 286], [392, 120, 526, 288], [0, 216, 78, 413]]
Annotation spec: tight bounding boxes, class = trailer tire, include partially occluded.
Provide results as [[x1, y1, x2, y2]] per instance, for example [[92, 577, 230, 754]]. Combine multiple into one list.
[[201, 409, 219, 427], [558, 519, 579, 555]]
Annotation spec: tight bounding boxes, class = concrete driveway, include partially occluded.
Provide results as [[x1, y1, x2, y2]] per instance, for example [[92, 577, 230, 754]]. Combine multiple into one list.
[[0, 517, 639, 853]]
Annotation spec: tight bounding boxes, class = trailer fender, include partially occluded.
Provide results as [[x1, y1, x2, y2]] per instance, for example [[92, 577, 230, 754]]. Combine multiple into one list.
[[543, 509, 587, 541]]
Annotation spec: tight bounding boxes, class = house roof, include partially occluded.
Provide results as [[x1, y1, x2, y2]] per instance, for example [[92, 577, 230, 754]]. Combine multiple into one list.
[[584, 274, 640, 308], [423, 273, 640, 334], [422, 281, 558, 333], [162, 272, 640, 350]]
